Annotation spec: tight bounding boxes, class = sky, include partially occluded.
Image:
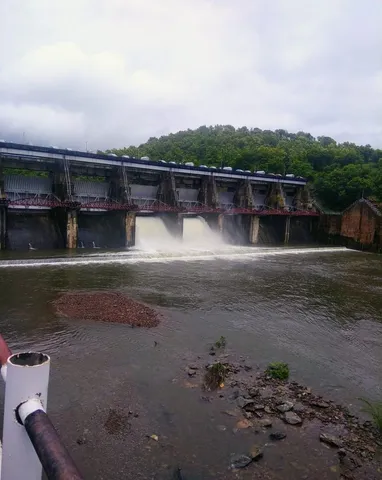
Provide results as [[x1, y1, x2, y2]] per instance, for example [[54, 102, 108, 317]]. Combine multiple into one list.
[[0, 0, 381, 150]]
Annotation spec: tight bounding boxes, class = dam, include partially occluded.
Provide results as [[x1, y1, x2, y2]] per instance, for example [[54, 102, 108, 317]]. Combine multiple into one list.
[[0, 141, 319, 250]]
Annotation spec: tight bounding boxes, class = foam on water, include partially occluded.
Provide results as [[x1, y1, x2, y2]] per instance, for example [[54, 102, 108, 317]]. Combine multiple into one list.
[[0, 214, 353, 269], [0, 247, 351, 269]]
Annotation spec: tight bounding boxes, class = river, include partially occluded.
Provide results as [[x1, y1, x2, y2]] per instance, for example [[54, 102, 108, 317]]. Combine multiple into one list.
[[0, 238, 381, 478]]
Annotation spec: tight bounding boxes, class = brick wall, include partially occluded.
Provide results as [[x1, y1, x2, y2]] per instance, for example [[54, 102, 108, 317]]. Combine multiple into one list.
[[341, 202, 378, 246]]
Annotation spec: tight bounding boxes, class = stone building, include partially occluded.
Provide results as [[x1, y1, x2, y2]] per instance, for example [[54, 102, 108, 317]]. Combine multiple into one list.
[[340, 198, 382, 251]]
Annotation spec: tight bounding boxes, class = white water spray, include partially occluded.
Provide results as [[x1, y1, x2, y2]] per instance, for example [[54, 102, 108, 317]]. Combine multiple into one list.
[[135, 215, 224, 252], [182, 216, 223, 248], [135, 216, 179, 251]]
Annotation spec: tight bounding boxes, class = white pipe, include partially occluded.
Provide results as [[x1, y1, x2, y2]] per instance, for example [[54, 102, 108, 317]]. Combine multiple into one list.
[[1, 352, 50, 480]]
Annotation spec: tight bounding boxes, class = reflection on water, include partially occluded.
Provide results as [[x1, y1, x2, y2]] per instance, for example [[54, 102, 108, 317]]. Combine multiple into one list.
[[0, 245, 380, 478]]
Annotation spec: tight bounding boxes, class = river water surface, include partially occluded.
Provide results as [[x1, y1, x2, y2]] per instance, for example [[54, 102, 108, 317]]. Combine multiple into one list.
[[0, 243, 381, 479]]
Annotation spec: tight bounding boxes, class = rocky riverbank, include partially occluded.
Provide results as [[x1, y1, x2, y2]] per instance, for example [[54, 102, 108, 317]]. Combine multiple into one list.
[[53, 291, 161, 327], [183, 348, 382, 479]]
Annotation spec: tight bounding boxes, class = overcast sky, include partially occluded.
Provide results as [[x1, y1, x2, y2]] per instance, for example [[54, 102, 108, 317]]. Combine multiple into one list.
[[0, 0, 381, 150]]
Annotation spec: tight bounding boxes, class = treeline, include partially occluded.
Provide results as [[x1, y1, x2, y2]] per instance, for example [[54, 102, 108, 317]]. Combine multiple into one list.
[[109, 126, 382, 211]]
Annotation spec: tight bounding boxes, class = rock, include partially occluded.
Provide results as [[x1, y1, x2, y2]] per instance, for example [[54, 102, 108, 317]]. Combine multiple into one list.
[[365, 445, 376, 453], [230, 454, 252, 469], [243, 411, 253, 419], [348, 433, 360, 443], [249, 445, 264, 461], [259, 418, 272, 428], [187, 368, 197, 377], [209, 351, 216, 356], [223, 409, 238, 417], [248, 387, 259, 397], [236, 419, 253, 429], [188, 364, 198, 370], [259, 387, 274, 400], [319, 433, 344, 448], [338, 448, 347, 457], [244, 365, 252, 372], [311, 400, 330, 408], [277, 401, 294, 413], [270, 431, 287, 440], [237, 397, 254, 409], [264, 406, 273, 414], [244, 403, 265, 413], [217, 425, 227, 432], [339, 452, 362, 472], [292, 403, 306, 414], [283, 411, 302, 425]]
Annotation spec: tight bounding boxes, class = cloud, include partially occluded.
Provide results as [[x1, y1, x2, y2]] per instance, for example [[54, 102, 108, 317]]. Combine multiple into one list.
[[0, 0, 381, 149]]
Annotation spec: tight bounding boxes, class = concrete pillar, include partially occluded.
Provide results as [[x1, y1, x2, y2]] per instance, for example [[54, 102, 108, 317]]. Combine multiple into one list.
[[109, 166, 131, 204], [245, 181, 255, 208], [125, 212, 136, 247], [177, 214, 183, 239], [266, 183, 286, 210], [233, 180, 254, 209], [209, 176, 219, 208], [161, 213, 183, 239], [249, 215, 260, 244], [157, 172, 179, 207], [198, 178, 208, 205], [217, 213, 224, 233], [67, 210, 78, 249], [0, 206, 7, 249], [200, 176, 219, 208], [284, 216, 291, 244], [0, 162, 5, 199]]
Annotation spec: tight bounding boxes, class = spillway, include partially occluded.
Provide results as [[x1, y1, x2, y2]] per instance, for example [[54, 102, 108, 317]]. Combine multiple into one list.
[[182, 216, 223, 248], [134, 215, 224, 252], [135, 216, 179, 250]]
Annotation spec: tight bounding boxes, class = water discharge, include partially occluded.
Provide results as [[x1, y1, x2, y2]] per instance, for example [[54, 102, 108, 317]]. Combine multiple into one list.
[[182, 216, 224, 248], [135, 216, 179, 251], [135, 215, 224, 252]]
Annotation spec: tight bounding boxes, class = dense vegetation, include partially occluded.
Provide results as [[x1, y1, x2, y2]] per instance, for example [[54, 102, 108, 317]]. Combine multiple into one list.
[[109, 126, 382, 211]]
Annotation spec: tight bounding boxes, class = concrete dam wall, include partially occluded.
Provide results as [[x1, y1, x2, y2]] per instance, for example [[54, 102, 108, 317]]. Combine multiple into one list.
[[0, 142, 319, 250], [3, 210, 319, 251], [7, 211, 63, 250]]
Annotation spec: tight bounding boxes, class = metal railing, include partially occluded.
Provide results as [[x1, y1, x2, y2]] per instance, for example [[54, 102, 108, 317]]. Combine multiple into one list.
[[0, 335, 83, 480], [0, 193, 320, 216]]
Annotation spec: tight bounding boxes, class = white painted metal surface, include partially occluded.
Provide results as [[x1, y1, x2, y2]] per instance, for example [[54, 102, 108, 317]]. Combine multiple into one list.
[[1, 352, 50, 480]]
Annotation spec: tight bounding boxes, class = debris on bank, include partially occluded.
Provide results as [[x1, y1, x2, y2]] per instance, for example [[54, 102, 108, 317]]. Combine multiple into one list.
[[53, 291, 160, 327], [183, 349, 382, 477]]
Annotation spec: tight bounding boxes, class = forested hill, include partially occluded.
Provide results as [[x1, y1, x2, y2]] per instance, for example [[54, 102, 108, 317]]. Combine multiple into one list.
[[108, 126, 382, 211]]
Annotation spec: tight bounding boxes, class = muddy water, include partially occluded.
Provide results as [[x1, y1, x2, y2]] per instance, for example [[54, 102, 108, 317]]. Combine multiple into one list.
[[0, 246, 381, 478]]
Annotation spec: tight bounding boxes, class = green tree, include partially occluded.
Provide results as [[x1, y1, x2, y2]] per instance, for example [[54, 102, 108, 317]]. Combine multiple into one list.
[[103, 125, 381, 211]]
